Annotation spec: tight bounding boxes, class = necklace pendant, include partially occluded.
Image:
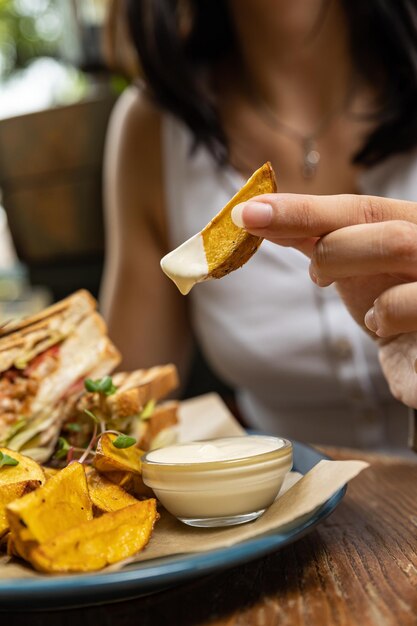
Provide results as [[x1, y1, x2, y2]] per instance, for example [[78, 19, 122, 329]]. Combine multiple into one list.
[[302, 141, 320, 179]]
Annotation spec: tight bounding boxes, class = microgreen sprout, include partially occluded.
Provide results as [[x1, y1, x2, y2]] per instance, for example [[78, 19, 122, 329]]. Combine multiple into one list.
[[54, 437, 88, 464], [84, 408, 100, 424], [57, 409, 138, 466], [78, 412, 99, 464], [112, 434, 137, 449], [84, 376, 117, 396], [55, 437, 71, 460], [65, 423, 82, 433], [84, 407, 106, 435], [0, 450, 19, 468], [77, 409, 137, 464]]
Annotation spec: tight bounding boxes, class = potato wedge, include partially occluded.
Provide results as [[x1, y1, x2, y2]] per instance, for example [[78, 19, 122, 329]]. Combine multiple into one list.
[[42, 467, 59, 480], [6, 461, 92, 560], [160, 162, 277, 294], [102, 470, 154, 499], [0, 480, 41, 538], [93, 433, 144, 474], [0, 448, 45, 486], [203, 162, 277, 278], [0, 530, 8, 552], [29, 499, 158, 573], [87, 468, 139, 513], [6, 532, 18, 558], [93, 435, 152, 497]]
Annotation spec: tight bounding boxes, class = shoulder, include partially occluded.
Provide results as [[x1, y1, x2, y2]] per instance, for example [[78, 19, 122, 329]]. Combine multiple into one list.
[[104, 84, 166, 239], [108, 83, 160, 140], [106, 84, 162, 184]]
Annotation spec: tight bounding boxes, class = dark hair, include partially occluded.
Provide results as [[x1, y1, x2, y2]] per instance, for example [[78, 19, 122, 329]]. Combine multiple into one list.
[[126, 0, 417, 166]]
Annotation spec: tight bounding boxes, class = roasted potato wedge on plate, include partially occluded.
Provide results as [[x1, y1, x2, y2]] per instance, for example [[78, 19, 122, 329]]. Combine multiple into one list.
[[0, 448, 45, 486], [0, 448, 46, 537], [6, 461, 92, 559], [29, 499, 158, 573], [0, 481, 40, 537], [93, 433, 143, 474], [87, 468, 139, 514]]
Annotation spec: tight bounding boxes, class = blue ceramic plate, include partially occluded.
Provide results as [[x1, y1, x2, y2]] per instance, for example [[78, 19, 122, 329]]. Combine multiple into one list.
[[0, 441, 346, 610]]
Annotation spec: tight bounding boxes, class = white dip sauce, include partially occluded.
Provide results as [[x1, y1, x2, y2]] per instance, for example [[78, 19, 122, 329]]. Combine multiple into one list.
[[160, 233, 208, 295], [142, 436, 292, 524], [145, 436, 284, 464]]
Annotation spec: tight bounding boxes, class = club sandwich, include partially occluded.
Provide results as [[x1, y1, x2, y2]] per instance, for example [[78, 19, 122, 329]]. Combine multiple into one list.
[[0, 291, 180, 462]]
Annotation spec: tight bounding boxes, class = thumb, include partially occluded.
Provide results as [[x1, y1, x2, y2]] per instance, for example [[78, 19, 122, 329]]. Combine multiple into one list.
[[231, 193, 417, 238]]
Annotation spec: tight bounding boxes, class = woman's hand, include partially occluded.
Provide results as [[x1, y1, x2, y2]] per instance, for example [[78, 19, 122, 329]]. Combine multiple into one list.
[[232, 193, 417, 335], [231, 193, 417, 407]]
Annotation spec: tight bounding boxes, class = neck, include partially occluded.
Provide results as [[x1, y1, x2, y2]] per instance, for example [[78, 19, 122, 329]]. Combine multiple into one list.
[[230, 0, 354, 127]]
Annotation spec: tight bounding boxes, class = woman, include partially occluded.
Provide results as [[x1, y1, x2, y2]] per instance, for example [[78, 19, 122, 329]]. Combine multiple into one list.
[[101, 0, 417, 451]]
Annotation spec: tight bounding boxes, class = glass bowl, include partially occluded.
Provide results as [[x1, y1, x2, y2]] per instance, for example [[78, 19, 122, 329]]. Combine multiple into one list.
[[141, 435, 293, 527]]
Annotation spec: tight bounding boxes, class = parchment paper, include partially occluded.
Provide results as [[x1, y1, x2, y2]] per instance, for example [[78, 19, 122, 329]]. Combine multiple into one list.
[[0, 393, 368, 579]]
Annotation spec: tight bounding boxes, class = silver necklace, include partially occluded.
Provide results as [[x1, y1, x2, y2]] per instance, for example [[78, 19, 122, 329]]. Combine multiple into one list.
[[249, 79, 357, 179]]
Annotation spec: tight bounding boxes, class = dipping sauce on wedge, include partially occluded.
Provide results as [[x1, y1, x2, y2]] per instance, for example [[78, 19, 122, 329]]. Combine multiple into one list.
[[160, 233, 208, 295]]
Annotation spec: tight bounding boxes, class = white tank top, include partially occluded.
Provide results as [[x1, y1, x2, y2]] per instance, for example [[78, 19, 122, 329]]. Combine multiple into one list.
[[162, 113, 417, 452]]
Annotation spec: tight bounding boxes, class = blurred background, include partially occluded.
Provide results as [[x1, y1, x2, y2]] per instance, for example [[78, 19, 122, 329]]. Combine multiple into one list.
[[0, 0, 228, 401], [0, 0, 135, 320]]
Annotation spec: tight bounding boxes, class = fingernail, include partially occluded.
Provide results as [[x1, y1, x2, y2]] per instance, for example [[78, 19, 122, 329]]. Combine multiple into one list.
[[309, 264, 333, 287], [231, 201, 273, 229], [364, 307, 378, 333], [309, 266, 318, 284]]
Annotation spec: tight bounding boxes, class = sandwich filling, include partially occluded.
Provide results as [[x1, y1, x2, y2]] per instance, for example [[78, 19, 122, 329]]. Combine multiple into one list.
[[0, 344, 61, 443]]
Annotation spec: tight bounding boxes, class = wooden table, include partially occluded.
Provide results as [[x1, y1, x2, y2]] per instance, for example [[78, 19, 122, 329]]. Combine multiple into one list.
[[4, 448, 417, 625]]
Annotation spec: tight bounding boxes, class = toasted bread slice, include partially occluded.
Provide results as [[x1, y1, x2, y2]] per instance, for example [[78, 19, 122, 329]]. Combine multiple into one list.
[[137, 400, 179, 450], [160, 162, 277, 294], [107, 364, 179, 419], [0, 290, 96, 338], [0, 290, 108, 372]]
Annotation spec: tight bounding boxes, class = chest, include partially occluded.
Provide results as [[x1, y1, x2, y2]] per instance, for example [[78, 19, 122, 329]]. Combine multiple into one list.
[[222, 102, 367, 195]]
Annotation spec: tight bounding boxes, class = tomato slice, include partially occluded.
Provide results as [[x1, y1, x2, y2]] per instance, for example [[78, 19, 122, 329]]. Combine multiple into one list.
[[23, 344, 60, 377]]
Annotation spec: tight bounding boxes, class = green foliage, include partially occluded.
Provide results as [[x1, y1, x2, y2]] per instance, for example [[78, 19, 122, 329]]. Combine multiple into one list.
[[0, 450, 19, 467], [112, 434, 137, 449], [54, 436, 70, 460], [84, 376, 117, 396], [0, 0, 62, 78]]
